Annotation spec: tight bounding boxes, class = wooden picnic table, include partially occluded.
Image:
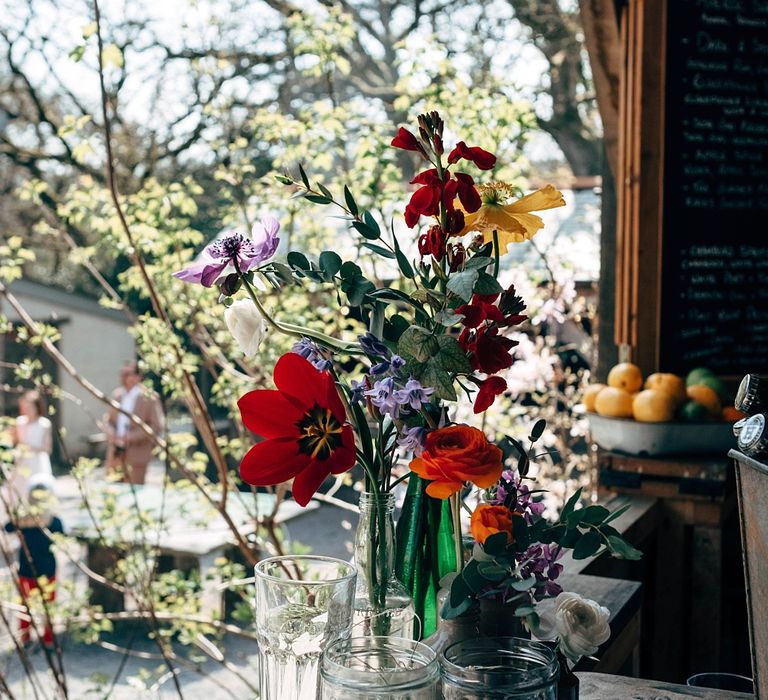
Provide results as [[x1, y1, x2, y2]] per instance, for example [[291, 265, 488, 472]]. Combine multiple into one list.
[[577, 671, 753, 698]]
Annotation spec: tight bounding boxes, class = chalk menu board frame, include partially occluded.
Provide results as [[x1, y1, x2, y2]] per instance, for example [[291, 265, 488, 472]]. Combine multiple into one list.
[[657, 0, 768, 377]]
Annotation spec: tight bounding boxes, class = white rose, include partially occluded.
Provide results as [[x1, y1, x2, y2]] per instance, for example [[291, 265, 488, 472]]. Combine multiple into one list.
[[224, 299, 267, 357], [535, 592, 611, 663]]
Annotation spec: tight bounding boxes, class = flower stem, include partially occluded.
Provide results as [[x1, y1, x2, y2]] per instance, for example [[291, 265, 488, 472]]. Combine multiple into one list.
[[450, 491, 464, 573]]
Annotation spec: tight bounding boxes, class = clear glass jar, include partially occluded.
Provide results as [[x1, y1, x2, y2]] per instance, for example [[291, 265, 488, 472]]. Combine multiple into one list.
[[440, 637, 559, 699], [353, 491, 415, 638], [319, 636, 440, 699]]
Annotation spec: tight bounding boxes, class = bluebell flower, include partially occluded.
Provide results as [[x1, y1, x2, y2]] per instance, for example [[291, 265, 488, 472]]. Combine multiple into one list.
[[390, 355, 406, 371], [365, 377, 401, 418], [349, 379, 366, 403], [393, 378, 435, 411], [397, 425, 427, 455], [358, 332, 390, 358], [292, 337, 331, 371], [370, 361, 391, 375]]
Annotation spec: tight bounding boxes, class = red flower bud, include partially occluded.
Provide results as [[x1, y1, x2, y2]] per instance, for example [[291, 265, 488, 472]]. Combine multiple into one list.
[[433, 134, 444, 155], [448, 243, 466, 271]]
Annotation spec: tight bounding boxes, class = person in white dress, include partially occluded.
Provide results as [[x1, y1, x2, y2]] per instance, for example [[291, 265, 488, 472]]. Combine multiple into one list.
[[7, 390, 53, 513]]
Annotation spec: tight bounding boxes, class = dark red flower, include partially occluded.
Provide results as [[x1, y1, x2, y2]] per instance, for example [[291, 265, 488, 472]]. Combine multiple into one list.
[[454, 172, 482, 212], [457, 298, 505, 328], [392, 127, 426, 156], [238, 353, 356, 506], [444, 209, 465, 236], [447, 243, 466, 272], [447, 141, 497, 170], [418, 225, 447, 261], [460, 326, 517, 374], [474, 376, 507, 413]]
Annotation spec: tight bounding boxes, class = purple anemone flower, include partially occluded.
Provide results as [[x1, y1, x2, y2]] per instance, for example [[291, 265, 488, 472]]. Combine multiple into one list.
[[174, 217, 280, 287]]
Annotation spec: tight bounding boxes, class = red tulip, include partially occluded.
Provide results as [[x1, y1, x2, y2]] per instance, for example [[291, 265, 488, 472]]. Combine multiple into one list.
[[238, 353, 356, 506]]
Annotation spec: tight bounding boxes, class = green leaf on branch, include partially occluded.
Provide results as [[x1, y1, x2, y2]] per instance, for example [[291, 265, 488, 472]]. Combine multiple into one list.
[[561, 488, 583, 521], [464, 256, 493, 270], [573, 529, 602, 560], [352, 220, 380, 240], [510, 576, 538, 592], [603, 503, 632, 525], [319, 251, 342, 279], [606, 535, 643, 560], [446, 269, 479, 301], [477, 561, 508, 581], [275, 174, 293, 185], [391, 225, 415, 279], [286, 251, 311, 271], [529, 419, 546, 442], [339, 261, 375, 306], [298, 164, 310, 189], [579, 505, 611, 525], [474, 271, 503, 295], [362, 242, 395, 258], [483, 531, 509, 557], [317, 182, 333, 200], [343, 185, 358, 216], [398, 326, 439, 362], [514, 604, 536, 617], [305, 194, 332, 205]]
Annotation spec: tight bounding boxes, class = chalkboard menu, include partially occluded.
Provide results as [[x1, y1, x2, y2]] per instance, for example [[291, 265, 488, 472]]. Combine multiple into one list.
[[659, 0, 768, 375]]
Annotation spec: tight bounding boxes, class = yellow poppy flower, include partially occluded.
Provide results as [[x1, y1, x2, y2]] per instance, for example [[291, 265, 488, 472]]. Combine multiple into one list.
[[459, 183, 566, 249]]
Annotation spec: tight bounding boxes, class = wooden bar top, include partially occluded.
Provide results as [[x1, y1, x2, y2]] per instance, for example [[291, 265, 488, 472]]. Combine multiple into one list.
[[578, 672, 753, 698]]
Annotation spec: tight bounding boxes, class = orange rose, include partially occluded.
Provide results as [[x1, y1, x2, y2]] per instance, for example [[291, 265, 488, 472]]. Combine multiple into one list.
[[470, 504, 514, 544], [409, 425, 503, 498]]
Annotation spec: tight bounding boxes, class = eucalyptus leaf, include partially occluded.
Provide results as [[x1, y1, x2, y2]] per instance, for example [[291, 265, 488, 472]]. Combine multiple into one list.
[[607, 535, 643, 560], [580, 505, 611, 525], [510, 576, 538, 592], [474, 271, 503, 295], [529, 419, 546, 442], [319, 251, 342, 278], [573, 529, 602, 560], [362, 242, 396, 259], [343, 185, 358, 216], [464, 256, 493, 270], [483, 531, 509, 556], [286, 251, 311, 271]]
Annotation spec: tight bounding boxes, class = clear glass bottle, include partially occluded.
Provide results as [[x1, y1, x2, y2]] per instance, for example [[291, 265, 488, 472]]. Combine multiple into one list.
[[353, 491, 415, 638], [423, 589, 480, 656], [319, 636, 439, 699], [440, 637, 559, 700]]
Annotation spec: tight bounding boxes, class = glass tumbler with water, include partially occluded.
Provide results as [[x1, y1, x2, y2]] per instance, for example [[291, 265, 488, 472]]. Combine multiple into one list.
[[254, 555, 357, 700]]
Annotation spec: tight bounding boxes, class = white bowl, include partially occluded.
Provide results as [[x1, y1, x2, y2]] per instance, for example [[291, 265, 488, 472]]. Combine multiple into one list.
[[587, 414, 735, 457]]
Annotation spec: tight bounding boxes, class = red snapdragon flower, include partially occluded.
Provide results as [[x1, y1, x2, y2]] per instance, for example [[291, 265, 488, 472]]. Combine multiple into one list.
[[460, 326, 518, 375], [474, 376, 508, 413], [418, 225, 447, 261], [391, 127, 426, 156], [237, 353, 356, 506], [447, 141, 497, 170]]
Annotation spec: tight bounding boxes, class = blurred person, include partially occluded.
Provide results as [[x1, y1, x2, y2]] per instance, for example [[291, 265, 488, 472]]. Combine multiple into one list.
[[105, 361, 164, 485], [4, 475, 63, 648], [7, 390, 53, 511]]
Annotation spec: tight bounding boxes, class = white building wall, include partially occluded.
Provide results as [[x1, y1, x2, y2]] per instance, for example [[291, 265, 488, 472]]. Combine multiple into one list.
[[2, 283, 134, 459]]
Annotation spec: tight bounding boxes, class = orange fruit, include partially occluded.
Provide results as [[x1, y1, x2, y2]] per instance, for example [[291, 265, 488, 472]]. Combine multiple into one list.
[[583, 383, 606, 412], [632, 389, 676, 422], [607, 363, 643, 393], [594, 386, 634, 418], [644, 373, 686, 405], [686, 385, 721, 416], [721, 406, 747, 422]]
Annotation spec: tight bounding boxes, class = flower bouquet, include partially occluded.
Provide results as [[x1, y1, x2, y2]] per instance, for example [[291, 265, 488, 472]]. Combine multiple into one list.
[[175, 110, 640, 689]]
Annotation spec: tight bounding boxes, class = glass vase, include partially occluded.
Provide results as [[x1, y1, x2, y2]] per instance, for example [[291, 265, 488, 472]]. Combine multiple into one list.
[[353, 491, 416, 638], [440, 637, 559, 699], [254, 555, 357, 700], [318, 636, 440, 699], [423, 589, 480, 656]]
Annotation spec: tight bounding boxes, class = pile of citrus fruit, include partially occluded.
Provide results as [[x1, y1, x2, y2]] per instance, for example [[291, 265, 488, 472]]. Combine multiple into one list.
[[583, 364, 745, 423]]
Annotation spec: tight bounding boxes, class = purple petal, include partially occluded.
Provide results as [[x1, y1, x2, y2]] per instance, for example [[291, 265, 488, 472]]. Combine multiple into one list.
[[250, 217, 280, 263], [174, 260, 227, 287]]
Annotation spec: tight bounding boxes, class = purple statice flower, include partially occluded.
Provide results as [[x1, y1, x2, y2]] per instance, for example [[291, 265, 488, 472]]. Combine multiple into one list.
[[174, 217, 280, 287], [390, 355, 406, 371], [358, 332, 390, 358], [365, 377, 401, 418], [397, 425, 427, 455], [517, 543, 564, 600], [492, 470, 544, 523], [292, 337, 331, 371], [393, 378, 435, 411]]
